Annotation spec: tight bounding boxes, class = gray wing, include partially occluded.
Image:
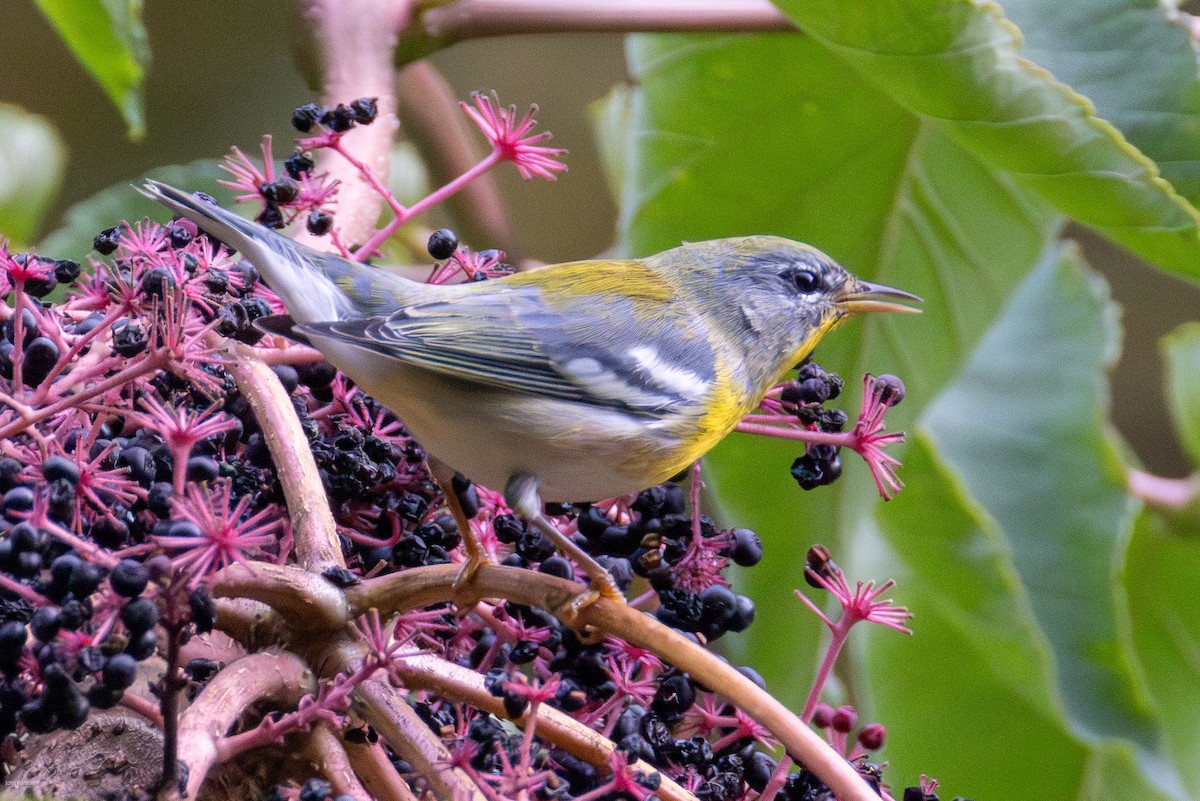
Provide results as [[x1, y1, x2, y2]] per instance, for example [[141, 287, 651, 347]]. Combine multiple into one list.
[[296, 285, 717, 416]]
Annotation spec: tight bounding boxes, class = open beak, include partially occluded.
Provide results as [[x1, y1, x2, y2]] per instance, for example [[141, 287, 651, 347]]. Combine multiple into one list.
[[837, 279, 922, 315]]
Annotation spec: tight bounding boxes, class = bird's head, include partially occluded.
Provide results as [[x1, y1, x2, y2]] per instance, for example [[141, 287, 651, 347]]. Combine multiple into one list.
[[660, 236, 921, 387]]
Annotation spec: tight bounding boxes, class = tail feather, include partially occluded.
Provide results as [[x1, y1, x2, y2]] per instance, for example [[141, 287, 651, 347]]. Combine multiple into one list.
[[139, 180, 361, 323]]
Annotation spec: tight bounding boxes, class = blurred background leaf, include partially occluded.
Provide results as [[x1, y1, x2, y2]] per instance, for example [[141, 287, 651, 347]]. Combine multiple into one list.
[[32, 0, 148, 138], [0, 104, 65, 246]]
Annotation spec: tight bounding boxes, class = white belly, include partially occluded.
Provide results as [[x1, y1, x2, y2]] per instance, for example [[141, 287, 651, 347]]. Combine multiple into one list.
[[316, 338, 674, 502]]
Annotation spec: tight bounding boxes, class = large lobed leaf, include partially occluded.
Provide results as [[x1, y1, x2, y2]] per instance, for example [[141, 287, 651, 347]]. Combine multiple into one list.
[[601, 1, 1200, 798]]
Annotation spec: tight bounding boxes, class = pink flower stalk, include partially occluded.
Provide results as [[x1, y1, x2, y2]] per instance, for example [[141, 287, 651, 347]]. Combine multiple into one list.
[[854, 373, 906, 499], [134, 395, 236, 492], [460, 92, 568, 181], [796, 557, 911, 721], [155, 482, 283, 584], [571, 750, 661, 801]]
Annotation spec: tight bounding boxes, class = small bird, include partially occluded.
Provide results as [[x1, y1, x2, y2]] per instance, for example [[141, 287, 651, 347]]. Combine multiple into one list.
[[141, 181, 920, 601]]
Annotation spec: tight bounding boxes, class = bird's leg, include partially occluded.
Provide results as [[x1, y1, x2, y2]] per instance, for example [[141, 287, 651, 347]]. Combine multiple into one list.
[[505, 474, 625, 626], [428, 459, 491, 606]]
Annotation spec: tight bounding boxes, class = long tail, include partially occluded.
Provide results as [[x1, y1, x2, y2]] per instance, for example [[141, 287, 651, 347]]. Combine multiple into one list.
[[139, 180, 369, 323]]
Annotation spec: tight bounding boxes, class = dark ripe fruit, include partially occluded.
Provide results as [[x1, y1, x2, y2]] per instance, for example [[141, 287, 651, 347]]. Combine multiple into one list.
[[101, 653, 138, 690], [736, 665, 767, 690], [93, 226, 124, 255], [0, 459, 21, 493], [4, 307, 39, 348], [699, 584, 737, 630], [729, 528, 762, 567], [651, 671, 695, 723], [9, 522, 41, 552], [875, 373, 906, 407], [42, 455, 79, 485], [727, 594, 755, 632], [306, 209, 333, 236], [321, 104, 357, 132], [492, 513, 525, 544], [189, 587, 216, 633], [296, 359, 337, 389], [120, 597, 158, 634], [29, 607, 61, 641], [87, 685, 121, 710], [201, 269, 229, 296], [427, 228, 458, 260], [744, 751, 778, 792], [284, 152, 314, 179], [53, 259, 81, 284], [3, 485, 35, 516], [0, 621, 27, 663], [349, 97, 378, 124], [117, 446, 156, 488], [185, 455, 219, 483], [147, 482, 174, 518], [450, 474, 479, 519], [19, 698, 56, 733], [109, 559, 149, 598], [538, 555, 573, 580], [167, 222, 194, 248], [260, 178, 299, 205], [396, 491, 429, 525], [320, 565, 359, 587], [68, 561, 103, 597], [796, 377, 830, 404], [291, 103, 324, 133], [125, 629, 159, 660], [256, 203, 285, 230], [502, 688, 529, 719], [185, 658, 219, 682], [139, 267, 176, 300], [22, 337, 58, 387], [804, 544, 839, 588], [111, 320, 148, 357]]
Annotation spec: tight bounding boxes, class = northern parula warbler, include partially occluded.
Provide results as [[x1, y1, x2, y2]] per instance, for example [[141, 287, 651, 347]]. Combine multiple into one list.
[[142, 180, 920, 598]]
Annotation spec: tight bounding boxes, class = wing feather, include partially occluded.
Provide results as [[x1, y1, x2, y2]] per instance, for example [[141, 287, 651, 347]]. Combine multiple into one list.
[[296, 282, 717, 416]]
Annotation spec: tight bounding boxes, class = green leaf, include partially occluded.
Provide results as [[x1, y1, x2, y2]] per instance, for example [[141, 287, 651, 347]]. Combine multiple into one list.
[[997, 0, 1200, 207], [1125, 509, 1200, 798], [608, 29, 1058, 705], [0, 104, 66, 246], [1161, 323, 1200, 467], [774, 0, 1200, 283], [33, 0, 148, 138], [871, 434, 1089, 797], [923, 245, 1155, 745], [38, 161, 236, 262]]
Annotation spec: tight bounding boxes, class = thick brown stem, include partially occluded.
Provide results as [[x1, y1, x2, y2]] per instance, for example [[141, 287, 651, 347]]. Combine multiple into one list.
[[224, 345, 344, 571], [213, 562, 351, 631], [355, 679, 489, 801], [303, 723, 377, 801], [392, 652, 698, 801], [343, 739, 423, 801], [348, 565, 877, 801], [402, 0, 793, 58], [172, 651, 315, 800]]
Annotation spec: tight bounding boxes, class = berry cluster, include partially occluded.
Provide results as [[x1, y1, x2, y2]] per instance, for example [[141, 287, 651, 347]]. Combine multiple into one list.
[[775, 361, 905, 492], [0, 94, 944, 801]]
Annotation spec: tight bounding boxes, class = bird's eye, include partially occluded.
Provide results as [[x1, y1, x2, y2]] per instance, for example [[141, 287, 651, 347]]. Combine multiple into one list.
[[785, 268, 822, 294]]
